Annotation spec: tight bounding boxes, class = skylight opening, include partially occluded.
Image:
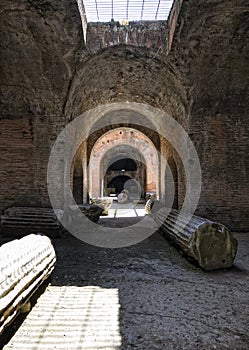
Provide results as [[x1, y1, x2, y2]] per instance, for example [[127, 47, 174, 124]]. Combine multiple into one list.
[[83, 0, 174, 23]]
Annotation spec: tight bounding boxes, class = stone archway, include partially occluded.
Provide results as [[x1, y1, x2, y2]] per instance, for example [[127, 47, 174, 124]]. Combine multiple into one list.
[[88, 127, 158, 198], [50, 102, 195, 215]]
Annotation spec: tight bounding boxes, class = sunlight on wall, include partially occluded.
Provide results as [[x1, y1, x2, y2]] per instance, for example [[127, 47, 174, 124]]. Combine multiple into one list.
[[4, 286, 121, 350]]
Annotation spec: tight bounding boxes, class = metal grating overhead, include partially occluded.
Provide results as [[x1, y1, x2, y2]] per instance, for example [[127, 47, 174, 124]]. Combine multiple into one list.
[[83, 0, 174, 22]]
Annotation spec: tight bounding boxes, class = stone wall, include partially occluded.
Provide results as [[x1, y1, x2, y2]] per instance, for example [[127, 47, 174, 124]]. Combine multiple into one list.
[[167, 0, 183, 53], [86, 20, 168, 54], [0, 116, 35, 208], [64, 45, 187, 125], [170, 0, 249, 230], [0, 0, 83, 209]]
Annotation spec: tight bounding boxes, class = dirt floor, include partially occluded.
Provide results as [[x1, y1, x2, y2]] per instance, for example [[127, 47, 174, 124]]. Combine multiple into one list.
[[1, 217, 249, 350]]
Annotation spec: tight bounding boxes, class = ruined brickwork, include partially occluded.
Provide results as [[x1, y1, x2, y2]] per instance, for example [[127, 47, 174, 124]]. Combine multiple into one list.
[[170, 0, 249, 229], [86, 21, 168, 54], [0, 0, 248, 230], [0, 0, 83, 208], [167, 0, 183, 53]]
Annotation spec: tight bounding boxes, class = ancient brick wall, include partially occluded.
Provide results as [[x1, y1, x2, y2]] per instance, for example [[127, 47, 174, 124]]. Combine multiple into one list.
[[171, 0, 249, 230], [0, 117, 35, 208], [167, 0, 183, 53], [0, 0, 83, 210], [86, 21, 168, 54]]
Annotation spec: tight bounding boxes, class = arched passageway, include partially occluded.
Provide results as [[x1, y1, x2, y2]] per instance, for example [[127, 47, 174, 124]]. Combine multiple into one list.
[[103, 149, 146, 198], [107, 175, 132, 194], [88, 127, 158, 199], [58, 103, 189, 214]]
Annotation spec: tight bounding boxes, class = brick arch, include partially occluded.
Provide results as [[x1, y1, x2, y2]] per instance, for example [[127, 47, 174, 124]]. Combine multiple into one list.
[[67, 102, 189, 206], [64, 46, 188, 128], [89, 127, 159, 198], [86, 108, 161, 162]]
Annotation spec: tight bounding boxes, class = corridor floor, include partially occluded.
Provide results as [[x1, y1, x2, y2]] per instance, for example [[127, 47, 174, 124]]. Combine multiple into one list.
[[2, 227, 249, 350]]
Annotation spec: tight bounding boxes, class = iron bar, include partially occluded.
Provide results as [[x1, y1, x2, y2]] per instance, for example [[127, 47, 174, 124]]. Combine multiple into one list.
[[94, 0, 99, 21], [140, 0, 145, 20], [126, 0, 129, 20], [155, 0, 161, 20]]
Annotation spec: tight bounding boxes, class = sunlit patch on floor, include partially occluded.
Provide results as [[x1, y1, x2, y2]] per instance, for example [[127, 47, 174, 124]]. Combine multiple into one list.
[[4, 286, 121, 350], [100, 203, 146, 220], [98, 204, 147, 228]]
